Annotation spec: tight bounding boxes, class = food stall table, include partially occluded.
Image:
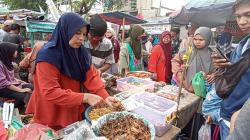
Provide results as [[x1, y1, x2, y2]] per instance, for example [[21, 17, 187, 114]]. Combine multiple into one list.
[[156, 125, 181, 140], [176, 93, 201, 129]]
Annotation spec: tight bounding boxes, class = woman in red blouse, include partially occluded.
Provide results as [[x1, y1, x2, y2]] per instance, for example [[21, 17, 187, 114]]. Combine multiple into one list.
[[26, 13, 117, 130], [148, 31, 172, 83]]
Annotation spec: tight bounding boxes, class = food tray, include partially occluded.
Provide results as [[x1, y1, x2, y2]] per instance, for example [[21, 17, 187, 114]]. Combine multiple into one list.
[[116, 77, 154, 91], [126, 71, 152, 79], [84, 106, 93, 124], [127, 92, 177, 136], [114, 88, 145, 101], [92, 111, 155, 140]]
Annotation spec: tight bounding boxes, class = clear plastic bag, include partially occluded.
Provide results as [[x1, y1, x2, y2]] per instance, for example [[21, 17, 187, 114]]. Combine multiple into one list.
[[62, 124, 107, 140], [198, 124, 211, 140]]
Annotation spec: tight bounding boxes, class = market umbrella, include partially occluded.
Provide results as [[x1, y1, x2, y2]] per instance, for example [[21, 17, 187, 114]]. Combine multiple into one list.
[[170, 0, 236, 27], [99, 11, 147, 42], [99, 11, 147, 25]]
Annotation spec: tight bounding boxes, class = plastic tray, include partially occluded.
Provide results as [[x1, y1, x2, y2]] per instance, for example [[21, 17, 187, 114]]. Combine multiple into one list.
[[125, 92, 177, 136], [116, 77, 154, 91]]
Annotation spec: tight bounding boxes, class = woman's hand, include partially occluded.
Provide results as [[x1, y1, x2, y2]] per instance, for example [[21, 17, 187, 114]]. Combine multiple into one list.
[[83, 93, 103, 106], [20, 88, 32, 93], [176, 71, 183, 83], [97, 69, 102, 76], [105, 96, 119, 107], [16, 78, 26, 84], [205, 115, 213, 124], [211, 54, 232, 68], [205, 73, 216, 84]]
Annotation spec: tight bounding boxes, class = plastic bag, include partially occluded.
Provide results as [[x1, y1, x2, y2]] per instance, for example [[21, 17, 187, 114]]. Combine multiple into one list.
[[192, 72, 207, 98], [198, 124, 211, 140], [11, 123, 57, 140], [63, 124, 107, 140], [0, 121, 8, 140]]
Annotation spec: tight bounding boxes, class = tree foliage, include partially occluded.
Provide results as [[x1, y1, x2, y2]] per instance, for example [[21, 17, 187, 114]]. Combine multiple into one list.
[[72, 0, 124, 15], [3, 0, 47, 12], [4, 0, 125, 15], [104, 0, 124, 11]]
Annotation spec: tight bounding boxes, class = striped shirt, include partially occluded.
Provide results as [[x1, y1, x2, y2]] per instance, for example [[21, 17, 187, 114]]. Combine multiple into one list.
[[84, 38, 115, 69]]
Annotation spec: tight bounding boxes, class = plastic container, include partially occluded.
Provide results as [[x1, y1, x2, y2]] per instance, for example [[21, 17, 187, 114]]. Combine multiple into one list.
[[84, 106, 92, 124], [116, 77, 154, 91], [128, 92, 177, 136], [101, 73, 113, 80], [114, 88, 145, 101]]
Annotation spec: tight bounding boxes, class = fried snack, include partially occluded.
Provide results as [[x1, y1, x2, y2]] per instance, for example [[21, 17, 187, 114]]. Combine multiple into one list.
[[89, 101, 125, 121], [112, 101, 125, 111], [89, 108, 113, 121], [93, 100, 110, 109], [127, 72, 151, 78], [100, 115, 151, 140]]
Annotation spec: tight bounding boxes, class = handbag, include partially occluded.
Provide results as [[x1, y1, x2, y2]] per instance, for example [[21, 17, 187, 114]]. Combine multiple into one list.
[[215, 49, 250, 98]]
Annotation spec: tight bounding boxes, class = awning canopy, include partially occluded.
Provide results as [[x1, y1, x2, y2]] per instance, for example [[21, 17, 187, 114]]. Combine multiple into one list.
[[170, 0, 236, 27], [25, 21, 56, 33], [0, 7, 9, 14], [99, 11, 147, 25]]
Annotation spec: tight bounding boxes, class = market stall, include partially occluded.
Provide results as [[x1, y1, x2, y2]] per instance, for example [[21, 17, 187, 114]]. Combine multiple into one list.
[[25, 20, 56, 46], [0, 71, 202, 140], [100, 72, 201, 138]]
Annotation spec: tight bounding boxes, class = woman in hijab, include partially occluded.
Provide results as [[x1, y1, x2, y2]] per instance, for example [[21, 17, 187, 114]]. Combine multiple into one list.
[[105, 28, 120, 74], [25, 13, 117, 130], [0, 42, 32, 106], [148, 31, 172, 83], [172, 27, 215, 92], [119, 25, 145, 74]]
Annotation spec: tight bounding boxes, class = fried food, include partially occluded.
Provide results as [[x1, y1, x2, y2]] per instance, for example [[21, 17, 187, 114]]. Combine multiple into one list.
[[100, 115, 151, 140], [89, 108, 113, 121], [89, 101, 125, 121], [127, 72, 151, 78]]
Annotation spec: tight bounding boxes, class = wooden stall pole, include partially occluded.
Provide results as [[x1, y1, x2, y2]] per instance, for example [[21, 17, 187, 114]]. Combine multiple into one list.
[[122, 17, 126, 43], [176, 45, 192, 126]]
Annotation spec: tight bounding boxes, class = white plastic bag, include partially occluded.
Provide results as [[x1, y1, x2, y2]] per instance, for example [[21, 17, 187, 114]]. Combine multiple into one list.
[[198, 124, 211, 140], [62, 124, 107, 140]]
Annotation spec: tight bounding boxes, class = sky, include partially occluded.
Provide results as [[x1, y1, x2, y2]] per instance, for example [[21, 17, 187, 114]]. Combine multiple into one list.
[[161, 0, 190, 10]]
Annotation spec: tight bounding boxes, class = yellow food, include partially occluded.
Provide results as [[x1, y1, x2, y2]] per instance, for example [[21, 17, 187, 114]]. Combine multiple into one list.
[[89, 108, 113, 121]]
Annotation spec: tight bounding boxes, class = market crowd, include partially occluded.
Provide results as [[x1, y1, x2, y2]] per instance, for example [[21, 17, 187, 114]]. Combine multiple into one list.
[[0, 0, 249, 139]]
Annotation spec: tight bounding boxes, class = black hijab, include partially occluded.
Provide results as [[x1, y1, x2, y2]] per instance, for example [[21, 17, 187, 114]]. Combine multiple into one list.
[[36, 12, 91, 82], [0, 42, 18, 70]]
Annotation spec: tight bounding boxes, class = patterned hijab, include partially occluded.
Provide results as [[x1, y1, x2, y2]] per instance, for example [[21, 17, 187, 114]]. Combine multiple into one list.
[[129, 25, 145, 60]]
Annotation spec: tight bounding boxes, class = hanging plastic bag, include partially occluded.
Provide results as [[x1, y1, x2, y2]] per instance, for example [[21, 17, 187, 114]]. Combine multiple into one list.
[[11, 123, 57, 140], [192, 72, 207, 98], [198, 124, 211, 140]]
